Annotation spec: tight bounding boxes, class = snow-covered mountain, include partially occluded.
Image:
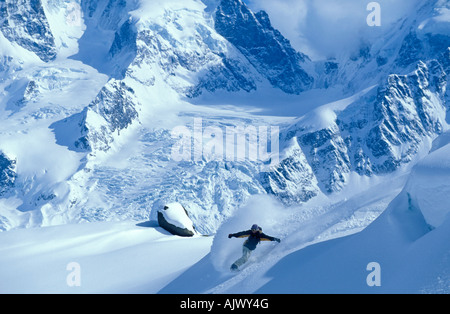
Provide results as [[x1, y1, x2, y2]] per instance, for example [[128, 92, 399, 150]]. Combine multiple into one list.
[[0, 0, 449, 232], [279, 59, 447, 196], [0, 0, 449, 294]]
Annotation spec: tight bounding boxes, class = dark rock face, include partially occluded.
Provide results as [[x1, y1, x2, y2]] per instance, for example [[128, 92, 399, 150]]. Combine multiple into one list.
[[214, 0, 314, 94], [365, 61, 447, 173], [157, 211, 195, 237], [0, 152, 16, 196], [260, 141, 319, 205], [157, 204, 196, 237], [0, 0, 57, 62], [52, 80, 140, 153]]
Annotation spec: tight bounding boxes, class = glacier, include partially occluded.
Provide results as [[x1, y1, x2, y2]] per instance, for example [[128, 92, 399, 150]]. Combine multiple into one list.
[[0, 0, 449, 294]]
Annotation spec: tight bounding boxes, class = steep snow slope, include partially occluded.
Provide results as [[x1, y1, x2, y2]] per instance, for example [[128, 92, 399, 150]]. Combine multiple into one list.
[[255, 137, 450, 294]]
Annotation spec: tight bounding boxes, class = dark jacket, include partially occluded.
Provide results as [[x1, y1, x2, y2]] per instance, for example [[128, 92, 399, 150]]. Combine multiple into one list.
[[229, 229, 279, 251]]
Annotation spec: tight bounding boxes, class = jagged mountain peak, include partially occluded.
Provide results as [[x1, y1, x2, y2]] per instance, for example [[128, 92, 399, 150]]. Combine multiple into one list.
[[215, 0, 314, 94], [0, 0, 57, 62], [71, 0, 316, 96]]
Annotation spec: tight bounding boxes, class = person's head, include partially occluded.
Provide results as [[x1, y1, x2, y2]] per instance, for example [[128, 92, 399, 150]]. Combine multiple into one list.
[[251, 224, 260, 233]]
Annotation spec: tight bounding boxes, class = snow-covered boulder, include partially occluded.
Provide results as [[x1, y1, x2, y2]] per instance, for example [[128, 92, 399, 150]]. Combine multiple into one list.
[[157, 203, 196, 237]]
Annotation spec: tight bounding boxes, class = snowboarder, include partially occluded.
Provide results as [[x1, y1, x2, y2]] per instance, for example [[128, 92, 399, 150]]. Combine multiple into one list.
[[228, 224, 280, 271]]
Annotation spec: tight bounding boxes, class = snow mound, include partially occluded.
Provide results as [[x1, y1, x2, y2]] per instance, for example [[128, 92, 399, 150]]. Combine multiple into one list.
[[157, 202, 197, 237], [254, 191, 449, 293], [405, 137, 450, 228]]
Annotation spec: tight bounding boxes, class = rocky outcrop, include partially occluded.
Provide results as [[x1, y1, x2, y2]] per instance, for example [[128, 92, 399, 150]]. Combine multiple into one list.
[[281, 60, 447, 194], [0, 152, 16, 196], [260, 138, 319, 204], [53, 79, 140, 153], [214, 0, 314, 94], [0, 0, 56, 62]]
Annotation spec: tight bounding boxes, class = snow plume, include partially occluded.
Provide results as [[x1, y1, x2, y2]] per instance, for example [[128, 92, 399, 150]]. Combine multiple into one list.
[[247, 0, 424, 60], [209, 194, 289, 272]]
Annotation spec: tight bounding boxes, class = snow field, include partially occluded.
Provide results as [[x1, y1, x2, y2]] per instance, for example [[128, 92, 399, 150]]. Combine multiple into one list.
[[0, 221, 212, 294]]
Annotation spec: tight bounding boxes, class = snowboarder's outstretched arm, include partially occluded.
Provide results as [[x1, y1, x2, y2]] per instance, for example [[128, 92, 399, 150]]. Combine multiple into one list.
[[260, 233, 281, 243], [228, 230, 280, 243], [228, 230, 251, 238]]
